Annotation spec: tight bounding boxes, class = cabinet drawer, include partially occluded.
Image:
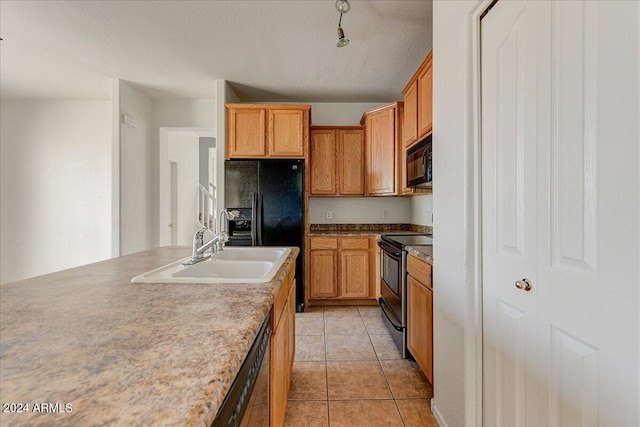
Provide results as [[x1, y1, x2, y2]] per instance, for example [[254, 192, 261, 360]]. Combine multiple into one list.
[[340, 237, 369, 250], [309, 237, 338, 250], [407, 254, 432, 288]]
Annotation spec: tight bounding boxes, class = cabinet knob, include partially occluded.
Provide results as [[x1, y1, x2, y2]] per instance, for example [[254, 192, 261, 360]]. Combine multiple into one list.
[[515, 278, 532, 291]]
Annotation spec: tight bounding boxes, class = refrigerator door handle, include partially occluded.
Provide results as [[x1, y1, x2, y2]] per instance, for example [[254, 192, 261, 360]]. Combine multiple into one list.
[[251, 192, 258, 246], [256, 192, 263, 246]]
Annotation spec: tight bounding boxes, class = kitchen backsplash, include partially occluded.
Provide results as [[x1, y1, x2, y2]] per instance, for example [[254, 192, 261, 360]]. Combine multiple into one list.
[[309, 223, 433, 234]]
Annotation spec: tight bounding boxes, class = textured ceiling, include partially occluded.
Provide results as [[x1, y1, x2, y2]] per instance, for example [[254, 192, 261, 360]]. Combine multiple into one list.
[[0, 0, 432, 102]]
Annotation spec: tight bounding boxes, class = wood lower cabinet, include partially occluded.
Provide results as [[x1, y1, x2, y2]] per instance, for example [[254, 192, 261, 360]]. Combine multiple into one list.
[[226, 104, 310, 159], [270, 264, 296, 427], [309, 237, 377, 301], [340, 251, 370, 298], [406, 254, 433, 383], [310, 250, 338, 298], [361, 103, 403, 196], [270, 315, 288, 426], [310, 126, 364, 196]]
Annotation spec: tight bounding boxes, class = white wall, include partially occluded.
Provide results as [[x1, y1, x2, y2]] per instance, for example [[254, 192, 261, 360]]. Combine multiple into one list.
[[309, 197, 411, 224], [152, 98, 217, 246], [216, 80, 241, 212], [410, 194, 433, 226], [309, 102, 385, 126], [118, 81, 153, 255], [0, 100, 111, 283], [431, 1, 482, 426], [167, 131, 200, 245]]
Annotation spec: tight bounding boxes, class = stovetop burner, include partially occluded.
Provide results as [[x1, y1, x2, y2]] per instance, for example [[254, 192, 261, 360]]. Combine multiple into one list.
[[381, 233, 433, 248]]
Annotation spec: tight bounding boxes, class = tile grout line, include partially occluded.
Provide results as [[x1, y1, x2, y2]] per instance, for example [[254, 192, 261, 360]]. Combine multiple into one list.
[[322, 307, 331, 426], [362, 307, 408, 427]]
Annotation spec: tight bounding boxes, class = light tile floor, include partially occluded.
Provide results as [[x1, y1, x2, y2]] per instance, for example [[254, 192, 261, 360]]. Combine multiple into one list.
[[284, 305, 438, 426]]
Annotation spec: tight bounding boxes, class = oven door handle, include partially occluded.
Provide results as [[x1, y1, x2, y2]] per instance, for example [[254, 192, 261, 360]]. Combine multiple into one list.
[[378, 241, 402, 258], [379, 298, 404, 332]]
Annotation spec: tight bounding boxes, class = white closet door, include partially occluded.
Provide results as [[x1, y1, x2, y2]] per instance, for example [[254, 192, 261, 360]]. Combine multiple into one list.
[[482, 1, 639, 426], [536, 2, 639, 426], [481, 2, 542, 426]]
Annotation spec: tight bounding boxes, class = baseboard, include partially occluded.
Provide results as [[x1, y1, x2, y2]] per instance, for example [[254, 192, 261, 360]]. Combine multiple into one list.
[[308, 298, 378, 306], [431, 399, 448, 427]]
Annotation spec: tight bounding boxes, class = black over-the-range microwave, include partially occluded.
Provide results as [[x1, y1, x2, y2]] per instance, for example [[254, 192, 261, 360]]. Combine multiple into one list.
[[406, 134, 432, 188]]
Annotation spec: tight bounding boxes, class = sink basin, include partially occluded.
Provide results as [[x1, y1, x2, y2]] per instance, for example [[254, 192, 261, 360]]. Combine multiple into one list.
[[210, 247, 289, 263], [131, 247, 291, 284]]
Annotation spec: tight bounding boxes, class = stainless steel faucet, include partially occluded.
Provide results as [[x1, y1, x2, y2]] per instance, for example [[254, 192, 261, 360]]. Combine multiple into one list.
[[216, 209, 237, 252], [182, 209, 238, 265], [183, 228, 221, 265]]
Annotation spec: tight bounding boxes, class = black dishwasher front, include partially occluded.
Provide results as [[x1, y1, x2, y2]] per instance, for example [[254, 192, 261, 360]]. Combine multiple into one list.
[[211, 315, 270, 427]]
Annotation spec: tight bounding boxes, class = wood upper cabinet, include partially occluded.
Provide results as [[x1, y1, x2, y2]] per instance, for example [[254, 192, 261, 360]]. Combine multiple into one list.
[[403, 80, 418, 147], [361, 103, 403, 196], [309, 237, 376, 300], [310, 129, 337, 195], [226, 104, 310, 159], [417, 53, 433, 138], [406, 254, 433, 383], [269, 109, 306, 157], [227, 108, 267, 157], [309, 126, 364, 196], [402, 50, 433, 148], [338, 129, 365, 195]]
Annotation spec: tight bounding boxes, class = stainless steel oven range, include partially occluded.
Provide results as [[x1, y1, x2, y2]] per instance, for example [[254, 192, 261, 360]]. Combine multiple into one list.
[[378, 233, 432, 358]]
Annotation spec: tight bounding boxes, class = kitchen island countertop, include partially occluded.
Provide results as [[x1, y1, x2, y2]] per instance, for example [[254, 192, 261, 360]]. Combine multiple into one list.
[[0, 246, 299, 427]]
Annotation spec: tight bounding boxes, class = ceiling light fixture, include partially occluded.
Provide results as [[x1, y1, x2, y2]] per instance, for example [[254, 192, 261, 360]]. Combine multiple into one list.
[[335, 0, 351, 14], [335, 0, 350, 48], [337, 13, 349, 48]]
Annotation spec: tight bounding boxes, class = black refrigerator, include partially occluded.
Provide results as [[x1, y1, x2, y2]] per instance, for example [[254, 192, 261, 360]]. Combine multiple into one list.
[[225, 159, 305, 312]]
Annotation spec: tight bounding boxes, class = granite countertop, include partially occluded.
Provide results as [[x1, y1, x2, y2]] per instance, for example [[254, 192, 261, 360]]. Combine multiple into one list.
[[406, 245, 434, 264], [307, 230, 387, 237], [308, 223, 432, 238], [0, 246, 299, 427]]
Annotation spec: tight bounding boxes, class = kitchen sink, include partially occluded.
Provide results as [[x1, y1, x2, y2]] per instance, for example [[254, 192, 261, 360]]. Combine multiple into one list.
[[131, 247, 291, 284]]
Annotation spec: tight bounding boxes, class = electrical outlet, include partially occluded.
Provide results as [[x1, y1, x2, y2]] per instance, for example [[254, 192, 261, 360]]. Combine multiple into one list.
[[326, 210, 333, 220], [382, 209, 390, 219]]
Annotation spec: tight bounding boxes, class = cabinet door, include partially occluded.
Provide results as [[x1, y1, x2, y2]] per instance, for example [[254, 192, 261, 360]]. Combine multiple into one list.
[[340, 250, 370, 298], [338, 129, 365, 195], [269, 109, 305, 157], [407, 275, 433, 383], [310, 250, 338, 298], [365, 109, 397, 195], [417, 56, 433, 139], [310, 129, 337, 195], [403, 79, 418, 147], [286, 280, 296, 381], [270, 313, 288, 427], [228, 108, 267, 157]]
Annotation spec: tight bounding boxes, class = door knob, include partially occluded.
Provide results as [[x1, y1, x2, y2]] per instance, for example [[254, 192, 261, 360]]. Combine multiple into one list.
[[515, 278, 532, 291]]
